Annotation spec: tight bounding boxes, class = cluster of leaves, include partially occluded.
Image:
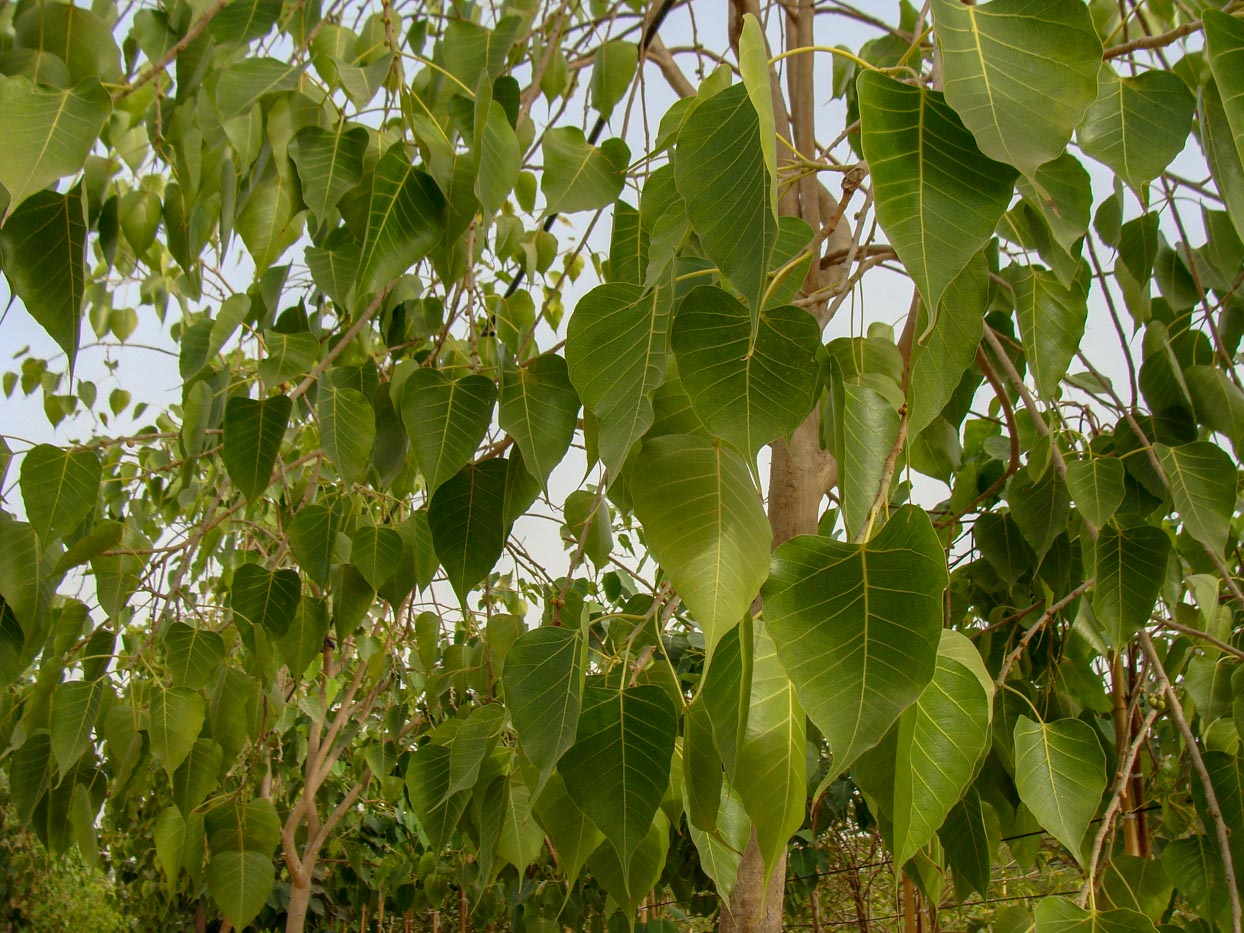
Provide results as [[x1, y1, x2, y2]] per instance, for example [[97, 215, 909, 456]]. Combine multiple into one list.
[[2, 0, 1244, 929]]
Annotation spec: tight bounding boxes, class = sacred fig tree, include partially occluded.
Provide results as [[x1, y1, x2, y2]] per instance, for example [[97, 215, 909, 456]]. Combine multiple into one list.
[[2, 0, 1244, 930]]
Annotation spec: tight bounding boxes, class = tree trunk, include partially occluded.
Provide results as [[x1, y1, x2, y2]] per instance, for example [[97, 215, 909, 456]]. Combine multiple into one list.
[[720, 830, 787, 932], [286, 874, 312, 933]]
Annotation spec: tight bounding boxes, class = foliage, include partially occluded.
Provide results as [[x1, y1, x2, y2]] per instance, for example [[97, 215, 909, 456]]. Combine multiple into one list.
[[2, 0, 1244, 929]]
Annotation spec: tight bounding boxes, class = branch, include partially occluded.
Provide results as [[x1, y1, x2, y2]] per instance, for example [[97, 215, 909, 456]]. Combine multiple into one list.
[[116, 0, 230, 100], [645, 35, 695, 98], [994, 579, 1094, 687], [1138, 629, 1243, 933], [1103, 21, 1200, 59]]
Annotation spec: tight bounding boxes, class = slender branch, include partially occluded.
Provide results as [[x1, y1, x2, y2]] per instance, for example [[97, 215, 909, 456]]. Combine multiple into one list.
[[1103, 21, 1200, 59], [117, 0, 230, 100], [1138, 629, 1243, 933], [1079, 704, 1161, 907], [288, 290, 388, 402], [995, 579, 1094, 687]]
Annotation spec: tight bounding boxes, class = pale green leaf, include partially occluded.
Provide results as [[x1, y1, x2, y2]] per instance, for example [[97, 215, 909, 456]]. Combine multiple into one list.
[[628, 435, 771, 656], [533, 771, 602, 883], [1033, 896, 1157, 933], [734, 623, 806, 881], [503, 627, 584, 781], [163, 623, 225, 690], [0, 77, 110, 214], [1156, 441, 1237, 554], [149, 686, 206, 777], [675, 83, 777, 316], [350, 525, 402, 591], [355, 145, 446, 298], [401, 369, 496, 495], [590, 40, 638, 119], [1066, 458, 1125, 529], [893, 630, 994, 867], [1012, 716, 1105, 864], [277, 595, 330, 678], [1204, 10, 1244, 170], [405, 744, 469, 851], [318, 384, 375, 484], [1012, 263, 1089, 399], [566, 282, 671, 475], [19, 445, 100, 543], [206, 850, 275, 931], [289, 124, 369, 224], [857, 70, 1017, 321], [475, 102, 519, 216], [50, 680, 102, 775], [1092, 524, 1169, 649], [763, 506, 947, 773], [541, 128, 629, 214], [215, 58, 301, 120], [235, 162, 304, 274], [1076, 67, 1195, 195], [932, 0, 1101, 177], [672, 286, 821, 459], [498, 355, 580, 493]]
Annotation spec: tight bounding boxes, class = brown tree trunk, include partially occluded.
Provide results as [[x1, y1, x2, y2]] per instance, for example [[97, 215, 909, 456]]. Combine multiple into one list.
[[721, 830, 786, 932], [286, 874, 312, 933]]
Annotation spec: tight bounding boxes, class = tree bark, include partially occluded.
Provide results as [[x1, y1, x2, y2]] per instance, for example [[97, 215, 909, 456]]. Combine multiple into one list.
[[285, 874, 312, 933], [720, 830, 787, 932]]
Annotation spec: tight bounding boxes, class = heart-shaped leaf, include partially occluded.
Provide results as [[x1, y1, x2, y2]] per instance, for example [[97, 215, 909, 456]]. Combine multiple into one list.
[[222, 395, 291, 502], [1013, 716, 1105, 864], [763, 505, 947, 773], [401, 369, 496, 496], [427, 459, 509, 601], [19, 444, 101, 543]]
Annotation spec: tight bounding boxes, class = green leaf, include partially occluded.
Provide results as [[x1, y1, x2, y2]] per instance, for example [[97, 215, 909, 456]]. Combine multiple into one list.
[[541, 128, 629, 214], [931, 0, 1100, 178], [1066, 458, 1125, 529], [1076, 67, 1195, 195], [1008, 469, 1070, 558], [154, 806, 185, 889], [628, 435, 771, 656], [1186, 365, 1244, 454], [222, 395, 291, 502], [562, 490, 612, 569], [289, 124, 369, 224], [0, 77, 111, 214], [534, 772, 603, 884], [672, 286, 820, 459], [235, 162, 304, 274], [1017, 153, 1093, 253], [355, 145, 446, 298], [591, 39, 638, 118], [215, 58, 301, 120], [91, 523, 149, 619], [277, 596, 330, 678], [427, 459, 509, 601], [857, 70, 1017, 320], [1012, 264, 1088, 399], [405, 744, 470, 852], [1204, 11, 1244, 170], [14, 1, 120, 83], [164, 624, 226, 690], [494, 773, 545, 874], [940, 789, 999, 901], [208, 0, 282, 45], [318, 384, 375, 484], [401, 369, 496, 496], [149, 686, 207, 777], [1033, 896, 1157, 933], [19, 445, 100, 543], [230, 564, 300, 637], [687, 782, 750, 904], [560, 685, 677, 883], [350, 525, 402, 591], [498, 355, 580, 493], [892, 631, 994, 868], [1163, 834, 1232, 927], [675, 83, 777, 316], [475, 102, 519, 216], [288, 502, 341, 586], [173, 739, 222, 815], [738, 14, 777, 218], [566, 282, 671, 475], [763, 506, 947, 773], [206, 850, 275, 931], [585, 809, 670, 915], [206, 797, 282, 854], [1092, 524, 1169, 649], [50, 680, 102, 775], [733, 623, 806, 881], [445, 704, 505, 800], [834, 382, 901, 542], [504, 627, 585, 784], [0, 189, 88, 372], [1200, 78, 1244, 247], [1012, 716, 1105, 864], [1097, 853, 1174, 921], [908, 252, 989, 437], [1156, 441, 1237, 554]]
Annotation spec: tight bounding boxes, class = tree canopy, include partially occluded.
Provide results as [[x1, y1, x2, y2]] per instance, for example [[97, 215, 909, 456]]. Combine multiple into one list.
[[2, 0, 1244, 930]]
